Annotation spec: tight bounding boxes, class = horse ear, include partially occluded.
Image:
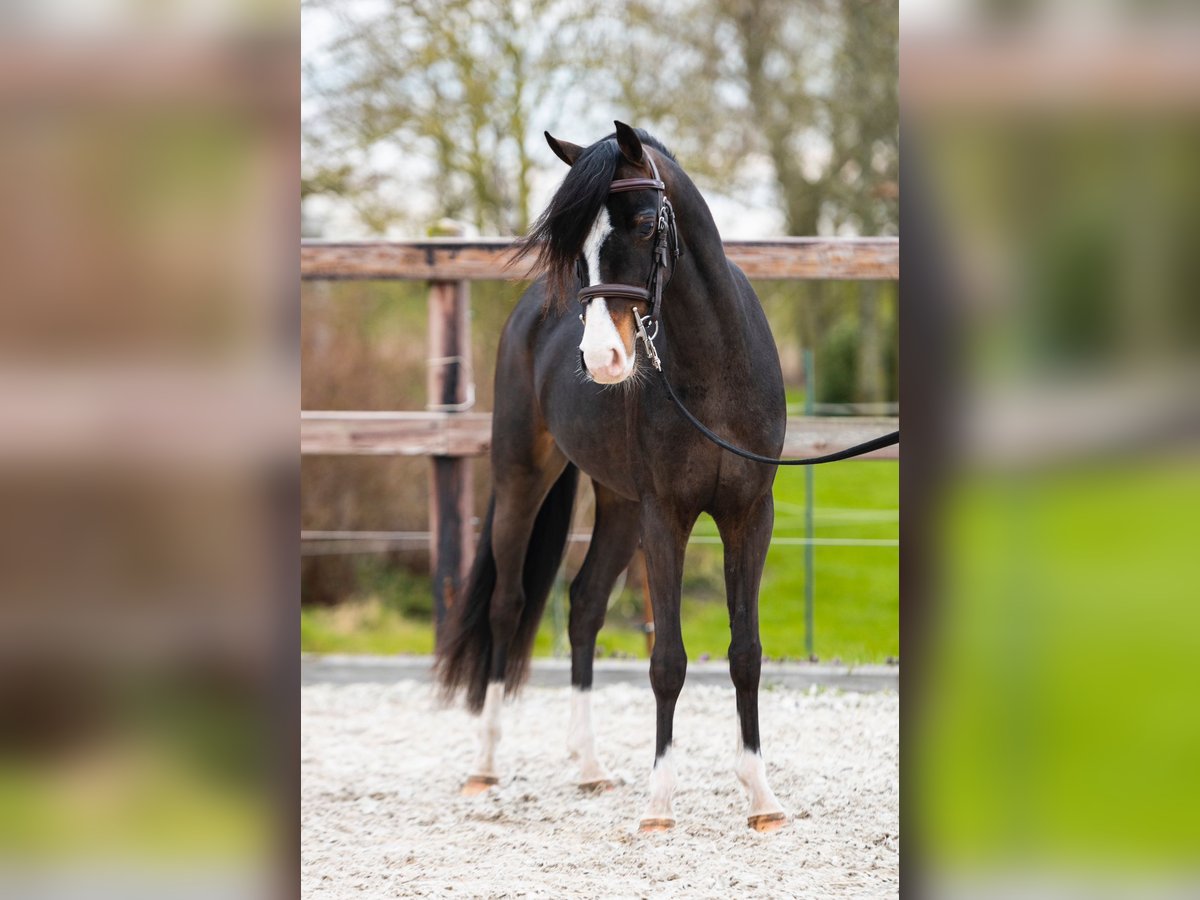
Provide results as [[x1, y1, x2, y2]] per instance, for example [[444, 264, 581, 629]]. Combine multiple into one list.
[[614, 121, 643, 164], [545, 131, 583, 167]]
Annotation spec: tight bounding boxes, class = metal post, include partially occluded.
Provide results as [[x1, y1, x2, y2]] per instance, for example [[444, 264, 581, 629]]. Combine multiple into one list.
[[804, 348, 815, 660], [427, 223, 474, 646]]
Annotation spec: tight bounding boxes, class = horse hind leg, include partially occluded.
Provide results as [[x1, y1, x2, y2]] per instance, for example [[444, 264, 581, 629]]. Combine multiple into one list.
[[461, 680, 504, 795], [461, 456, 574, 795], [566, 483, 640, 791], [718, 495, 788, 831]]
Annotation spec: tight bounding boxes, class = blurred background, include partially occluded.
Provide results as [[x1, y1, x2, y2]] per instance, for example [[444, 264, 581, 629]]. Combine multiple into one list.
[[300, 0, 900, 665], [903, 0, 1200, 897], [0, 1, 296, 898]]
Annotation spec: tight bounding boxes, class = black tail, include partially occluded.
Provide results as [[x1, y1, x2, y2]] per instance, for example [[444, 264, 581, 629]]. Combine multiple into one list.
[[434, 465, 579, 713]]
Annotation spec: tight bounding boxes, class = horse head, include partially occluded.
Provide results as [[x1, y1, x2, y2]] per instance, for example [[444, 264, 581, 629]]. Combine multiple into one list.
[[527, 122, 680, 385]]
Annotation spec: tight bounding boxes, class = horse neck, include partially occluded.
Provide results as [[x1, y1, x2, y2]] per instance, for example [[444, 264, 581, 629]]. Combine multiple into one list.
[[657, 204, 752, 380]]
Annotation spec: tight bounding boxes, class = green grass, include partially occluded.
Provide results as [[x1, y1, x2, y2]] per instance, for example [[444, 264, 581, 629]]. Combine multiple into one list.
[[301, 596, 435, 655], [917, 461, 1200, 867], [301, 461, 898, 663]]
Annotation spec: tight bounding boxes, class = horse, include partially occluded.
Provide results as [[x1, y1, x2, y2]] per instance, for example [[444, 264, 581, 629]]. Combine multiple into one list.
[[435, 122, 788, 832]]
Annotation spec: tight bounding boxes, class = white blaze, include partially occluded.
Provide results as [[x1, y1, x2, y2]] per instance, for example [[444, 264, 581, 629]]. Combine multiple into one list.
[[578, 207, 635, 384], [582, 205, 611, 290]]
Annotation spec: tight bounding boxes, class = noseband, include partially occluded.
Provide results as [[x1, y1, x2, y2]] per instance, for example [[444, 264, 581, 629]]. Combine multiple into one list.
[[576, 153, 681, 371]]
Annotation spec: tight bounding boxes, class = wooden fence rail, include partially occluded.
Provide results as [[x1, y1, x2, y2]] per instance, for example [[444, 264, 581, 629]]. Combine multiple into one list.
[[301, 236, 899, 282], [301, 411, 899, 460], [302, 237, 899, 643]]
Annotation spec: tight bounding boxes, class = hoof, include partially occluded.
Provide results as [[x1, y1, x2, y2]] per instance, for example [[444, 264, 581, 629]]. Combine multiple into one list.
[[460, 775, 499, 797], [638, 817, 676, 833], [578, 779, 616, 794], [748, 811, 789, 832]]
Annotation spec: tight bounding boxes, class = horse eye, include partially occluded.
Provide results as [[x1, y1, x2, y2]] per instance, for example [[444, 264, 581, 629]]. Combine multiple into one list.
[[636, 219, 655, 238]]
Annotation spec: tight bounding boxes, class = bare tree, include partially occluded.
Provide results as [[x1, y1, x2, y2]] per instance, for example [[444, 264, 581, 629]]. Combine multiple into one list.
[[595, 0, 897, 237], [303, 0, 579, 235], [304, 0, 896, 241]]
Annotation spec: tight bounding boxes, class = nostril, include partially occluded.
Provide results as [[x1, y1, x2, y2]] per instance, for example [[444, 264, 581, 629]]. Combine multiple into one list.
[[608, 348, 620, 369]]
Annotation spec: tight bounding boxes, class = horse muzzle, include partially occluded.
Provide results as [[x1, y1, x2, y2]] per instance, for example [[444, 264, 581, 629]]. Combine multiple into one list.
[[579, 298, 637, 384]]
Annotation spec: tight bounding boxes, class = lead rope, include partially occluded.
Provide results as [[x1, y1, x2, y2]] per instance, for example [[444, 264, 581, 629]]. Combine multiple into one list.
[[631, 311, 899, 465]]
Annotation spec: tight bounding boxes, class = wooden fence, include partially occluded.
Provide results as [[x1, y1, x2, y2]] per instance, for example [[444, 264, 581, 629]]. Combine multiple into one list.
[[301, 237, 899, 640]]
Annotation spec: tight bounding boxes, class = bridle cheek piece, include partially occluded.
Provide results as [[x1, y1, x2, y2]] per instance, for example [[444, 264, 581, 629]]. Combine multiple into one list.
[[576, 153, 680, 372]]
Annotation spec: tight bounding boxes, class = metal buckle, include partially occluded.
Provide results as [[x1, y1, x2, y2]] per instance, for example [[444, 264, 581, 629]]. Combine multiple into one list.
[[631, 306, 661, 371]]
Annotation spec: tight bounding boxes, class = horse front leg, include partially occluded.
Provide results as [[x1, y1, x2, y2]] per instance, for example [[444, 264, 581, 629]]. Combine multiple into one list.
[[637, 498, 692, 832], [717, 493, 788, 831]]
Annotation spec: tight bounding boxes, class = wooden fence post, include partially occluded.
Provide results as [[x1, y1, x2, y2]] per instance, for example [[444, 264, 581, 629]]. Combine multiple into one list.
[[427, 223, 474, 646]]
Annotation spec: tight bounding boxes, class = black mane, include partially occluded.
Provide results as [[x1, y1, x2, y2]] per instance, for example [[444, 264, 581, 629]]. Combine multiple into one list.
[[514, 130, 676, 307]]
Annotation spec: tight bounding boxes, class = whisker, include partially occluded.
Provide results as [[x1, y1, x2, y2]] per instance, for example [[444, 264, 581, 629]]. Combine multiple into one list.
[[574, 357, 592, 385]]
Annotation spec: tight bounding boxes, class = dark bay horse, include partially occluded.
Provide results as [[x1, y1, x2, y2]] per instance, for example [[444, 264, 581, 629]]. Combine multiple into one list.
[[435, 122, 788, 832]]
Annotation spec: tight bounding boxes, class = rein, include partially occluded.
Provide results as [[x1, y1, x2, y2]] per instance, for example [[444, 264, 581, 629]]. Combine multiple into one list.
[[657, 373, 900, 465], [577, 151, 899, 466]]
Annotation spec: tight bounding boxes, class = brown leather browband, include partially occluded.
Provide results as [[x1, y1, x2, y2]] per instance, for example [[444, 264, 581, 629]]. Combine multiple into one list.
[[608, 177, 665, 194]]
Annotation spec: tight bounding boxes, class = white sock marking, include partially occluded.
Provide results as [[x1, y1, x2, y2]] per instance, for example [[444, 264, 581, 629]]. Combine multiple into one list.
[[640, 749, 678, 822], [567, 688, 612, 784], [735, 746, 785, 818], [470, 682, 504, 779]]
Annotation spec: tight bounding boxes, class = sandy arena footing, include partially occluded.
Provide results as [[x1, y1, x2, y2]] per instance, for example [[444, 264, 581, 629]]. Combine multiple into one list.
[[302, 675, 898, 899]]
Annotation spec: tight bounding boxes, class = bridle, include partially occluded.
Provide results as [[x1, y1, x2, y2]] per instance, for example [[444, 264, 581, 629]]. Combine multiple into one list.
[[572, 148, 900, 466], [576, 152, 679, 372]]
